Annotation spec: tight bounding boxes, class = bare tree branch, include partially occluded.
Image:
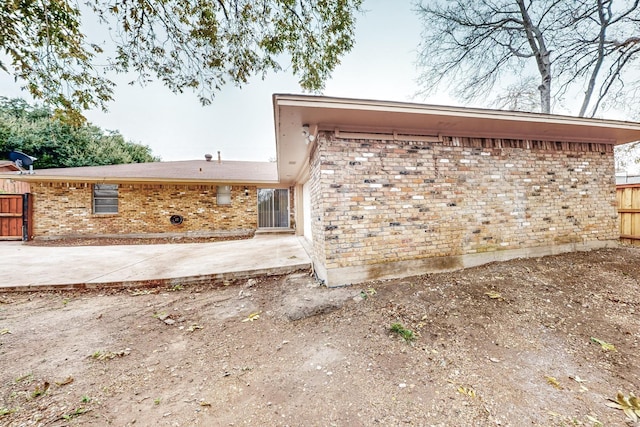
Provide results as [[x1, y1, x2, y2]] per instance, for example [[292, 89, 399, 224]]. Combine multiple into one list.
[[415, 0, 640, 118]]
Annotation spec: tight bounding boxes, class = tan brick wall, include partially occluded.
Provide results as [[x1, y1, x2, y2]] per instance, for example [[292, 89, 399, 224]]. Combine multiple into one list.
[[308, 142, 328, 268], [31, 182, 259, 238], [311, 133, 618, 271]]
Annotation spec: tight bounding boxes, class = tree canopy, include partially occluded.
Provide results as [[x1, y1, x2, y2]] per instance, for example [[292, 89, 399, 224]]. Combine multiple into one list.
[[1, 0, 362, 122], [415, 0, 640, 118], [0, 97, 159, 168]]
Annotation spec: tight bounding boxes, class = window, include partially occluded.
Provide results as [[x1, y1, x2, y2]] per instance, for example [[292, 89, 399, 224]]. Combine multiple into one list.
[[93, 184, 118, 214], [217, 185, 231, 205], [258, 188, 289, 228]]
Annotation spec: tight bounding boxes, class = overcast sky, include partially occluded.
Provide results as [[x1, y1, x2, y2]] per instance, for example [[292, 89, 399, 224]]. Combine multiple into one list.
[[2, 0, 444, 162], [2, 1, 634, 166]]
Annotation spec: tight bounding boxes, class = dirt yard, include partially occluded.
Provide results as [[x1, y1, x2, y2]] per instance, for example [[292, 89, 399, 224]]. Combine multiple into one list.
[[1, 247, 639, 426]]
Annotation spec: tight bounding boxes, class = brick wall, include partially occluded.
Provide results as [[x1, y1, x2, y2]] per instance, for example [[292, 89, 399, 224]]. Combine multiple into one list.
[[31, 182, 259, 238], [309, 133, 618, 281]]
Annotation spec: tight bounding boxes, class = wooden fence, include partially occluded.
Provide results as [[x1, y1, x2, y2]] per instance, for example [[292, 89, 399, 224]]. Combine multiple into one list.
[[0, 178, 30, 194], [0, 194, 32, 240], [617, 184, 640, 245]]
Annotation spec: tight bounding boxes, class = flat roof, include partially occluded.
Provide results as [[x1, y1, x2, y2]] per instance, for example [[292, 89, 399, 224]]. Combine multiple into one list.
[[273, 94, 640, 183], [0, 160, 279, 185]]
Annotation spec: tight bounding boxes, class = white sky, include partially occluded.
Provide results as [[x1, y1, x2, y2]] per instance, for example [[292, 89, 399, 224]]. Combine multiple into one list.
[[1, 0, 454, 162], [1, 0, 636, 168]]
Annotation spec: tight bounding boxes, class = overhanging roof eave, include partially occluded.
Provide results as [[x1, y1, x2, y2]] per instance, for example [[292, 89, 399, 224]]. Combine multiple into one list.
[[273, 94, 640, 145], [0, 174, 280, 185]]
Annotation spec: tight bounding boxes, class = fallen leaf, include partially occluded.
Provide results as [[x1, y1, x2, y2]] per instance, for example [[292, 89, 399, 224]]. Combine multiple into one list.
[[199, 401, 212, 407], [187, 324, 203, 332], [590, 337, 616, 352], [457, 386, 477, 398], [55, 377, 74, 386], [606, 391, 640, 422], [570, 375, 587, 383], [0, 328, 11, 335], [545, 376, 563, 389], [484, 291, 504, 300], [31, 381, 50, 398], [242, 312, 261, 322], [91, 348, 131, 361]]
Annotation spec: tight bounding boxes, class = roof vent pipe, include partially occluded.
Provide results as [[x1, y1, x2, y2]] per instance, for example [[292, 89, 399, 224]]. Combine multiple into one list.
[[217, 151, 221, 164], [204, 153, 213, 161]]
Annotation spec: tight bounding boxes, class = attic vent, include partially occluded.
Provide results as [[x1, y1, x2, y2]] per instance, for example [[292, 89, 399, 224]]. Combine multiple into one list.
[[204, 154, 213, 161]]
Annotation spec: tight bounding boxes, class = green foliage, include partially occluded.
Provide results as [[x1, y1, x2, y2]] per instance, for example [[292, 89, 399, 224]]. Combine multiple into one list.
[[0, 97, 159, 168], [1, 0, 362, 119], [0, 407, 16, 416], [390, 323, 415, 342], [0, 0, 114, 124]]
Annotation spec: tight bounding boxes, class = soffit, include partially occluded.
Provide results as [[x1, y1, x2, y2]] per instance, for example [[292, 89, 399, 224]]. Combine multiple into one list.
[[274, 94, 640, 183]]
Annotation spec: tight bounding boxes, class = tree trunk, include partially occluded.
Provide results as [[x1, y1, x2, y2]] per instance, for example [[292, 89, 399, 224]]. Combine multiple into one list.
[[538, 50, 552, 114], [516, 0, 552, 113]]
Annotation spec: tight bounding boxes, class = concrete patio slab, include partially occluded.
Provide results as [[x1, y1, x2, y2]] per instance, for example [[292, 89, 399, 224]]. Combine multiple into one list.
[[0, 235, 312, 292]]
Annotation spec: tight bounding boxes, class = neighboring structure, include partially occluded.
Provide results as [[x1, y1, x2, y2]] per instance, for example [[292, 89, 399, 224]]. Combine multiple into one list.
[[4, 95, 640, 286], [273, 95, 640, 286], [0, 161, 30, 193], [1, 157, 292, 240]]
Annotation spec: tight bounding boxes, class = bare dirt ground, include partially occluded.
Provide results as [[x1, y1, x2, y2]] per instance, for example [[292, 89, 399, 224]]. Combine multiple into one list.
[[1, 247, 639, 427]]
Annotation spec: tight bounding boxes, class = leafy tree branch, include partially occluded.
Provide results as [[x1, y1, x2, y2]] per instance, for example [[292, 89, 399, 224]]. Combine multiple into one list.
[[1, 0, 362, 122]]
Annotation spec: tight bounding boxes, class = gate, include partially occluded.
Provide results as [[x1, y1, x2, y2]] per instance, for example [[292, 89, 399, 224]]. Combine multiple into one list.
[[617, 184, 640, 246], [0, 194, 32, 241]]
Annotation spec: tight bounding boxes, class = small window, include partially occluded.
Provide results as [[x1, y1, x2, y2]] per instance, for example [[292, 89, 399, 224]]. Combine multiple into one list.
[[93, 184, 118, 214], [217, 185, 231, 205]]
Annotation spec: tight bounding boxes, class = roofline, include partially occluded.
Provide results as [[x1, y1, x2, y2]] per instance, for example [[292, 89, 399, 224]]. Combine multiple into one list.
[[0, 174, 280, 186], [273, 94, 640, 136]]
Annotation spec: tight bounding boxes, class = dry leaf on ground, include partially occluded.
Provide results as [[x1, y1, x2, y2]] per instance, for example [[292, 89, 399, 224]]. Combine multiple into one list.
[[545, 376, 563, 389], [590, 337, 616, 352], [484, 291, 505, 300], [605, 392, 640, 422], [242, 312, 261, 322]]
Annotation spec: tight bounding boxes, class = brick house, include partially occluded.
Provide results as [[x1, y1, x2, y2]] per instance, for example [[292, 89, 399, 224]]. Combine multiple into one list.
[[4, 157, 293, 240], [273, 95, 640, 286], [4, 94, 640, 286]]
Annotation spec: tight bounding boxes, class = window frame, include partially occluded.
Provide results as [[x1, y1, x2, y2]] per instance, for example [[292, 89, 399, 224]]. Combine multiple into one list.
[[93, 183, 119, 214], [217, 185, 232, 206]]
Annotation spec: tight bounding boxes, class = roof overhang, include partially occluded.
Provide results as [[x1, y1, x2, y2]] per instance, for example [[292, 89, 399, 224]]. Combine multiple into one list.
[[273, 94, 640, 184], [0, 174, 279, 186]]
